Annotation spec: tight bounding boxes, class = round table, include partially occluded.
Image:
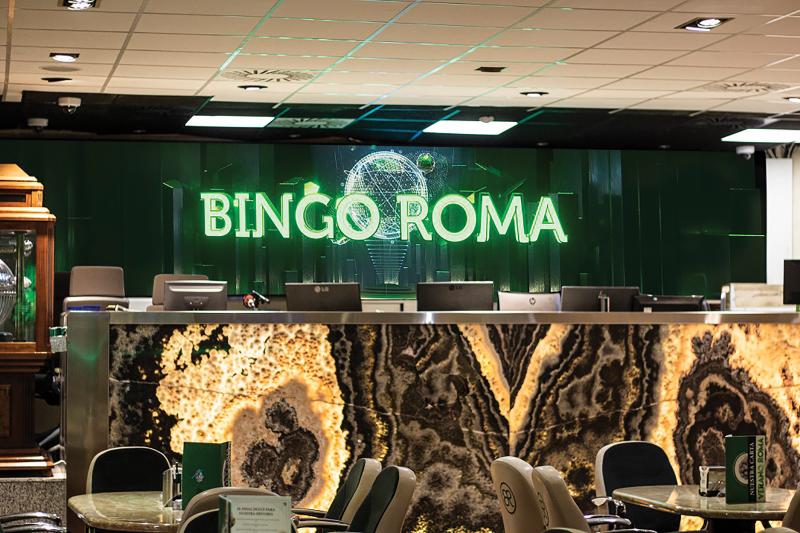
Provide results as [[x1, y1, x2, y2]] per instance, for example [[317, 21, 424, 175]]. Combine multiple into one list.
[[68, 491, 181, 533], [612, 485, 796, 533]]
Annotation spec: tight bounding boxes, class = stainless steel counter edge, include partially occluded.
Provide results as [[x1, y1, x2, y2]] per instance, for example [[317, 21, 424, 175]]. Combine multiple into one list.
[[63, 310, 800, 325]]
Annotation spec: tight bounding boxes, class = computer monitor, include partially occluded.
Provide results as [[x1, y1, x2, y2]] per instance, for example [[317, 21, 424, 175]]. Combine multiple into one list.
[[498, 291, 561, 311], [285, 283, 362, 312], [164, 280, 228, 311], [633, 294, 709, 312], [560, 286, 639, 312], [785, 260, 800, 305], [416, 282, 494, 311]]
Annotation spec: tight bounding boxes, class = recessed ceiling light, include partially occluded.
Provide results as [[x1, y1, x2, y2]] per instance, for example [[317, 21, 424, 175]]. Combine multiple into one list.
[[238, 84, 268, 91], [475, 66, 506, 73], [784, 97, 800, 104], [423, 120, 517, 136], [41, 77, 72, 83], [61, 0, 97, 10], [185, 115, 274, 128], [722, 128, 800, 143], [677, 16, 732, 32], [521, 91, 549, 98], [50, 52, 79, 63]]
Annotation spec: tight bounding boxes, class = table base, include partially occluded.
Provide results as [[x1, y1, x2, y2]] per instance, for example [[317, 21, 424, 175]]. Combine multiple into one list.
[[706, 518, 757, 533]]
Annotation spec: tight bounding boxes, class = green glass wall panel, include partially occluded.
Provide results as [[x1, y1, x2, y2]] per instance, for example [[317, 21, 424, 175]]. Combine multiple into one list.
[[0, 140, 764, 297]]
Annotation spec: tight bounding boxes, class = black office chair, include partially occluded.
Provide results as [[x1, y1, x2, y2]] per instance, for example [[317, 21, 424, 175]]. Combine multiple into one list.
[[595, 441, 703, 533], [87, 446, 170, 493]]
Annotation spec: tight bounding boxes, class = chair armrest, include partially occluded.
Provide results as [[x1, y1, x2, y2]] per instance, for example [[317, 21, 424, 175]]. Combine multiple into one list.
[[0, 513, 60, 525], [3, 525, 66, 533], [591, 496, 627, 517], [762, 528, 798, 533], [545, 529, 590, 533], [585, 514, 632, 528], [606, 529, 657, 533], [293, 518, 349, 530], [292, 508, 327, 518]]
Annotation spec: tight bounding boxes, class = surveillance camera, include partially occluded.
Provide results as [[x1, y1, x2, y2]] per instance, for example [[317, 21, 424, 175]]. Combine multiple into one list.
[[27, 118, 48, 132], [479, 115, 494, 123], [736, 145, 755, 160], [57, 96, 81, 114]]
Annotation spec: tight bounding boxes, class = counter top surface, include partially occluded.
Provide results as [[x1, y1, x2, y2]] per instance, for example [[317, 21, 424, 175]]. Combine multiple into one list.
[[72, 310, 800, 325], [68, 491, 180, 533]]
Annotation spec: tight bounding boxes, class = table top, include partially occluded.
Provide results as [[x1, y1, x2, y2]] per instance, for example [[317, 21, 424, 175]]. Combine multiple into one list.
[[613, 485, 795, 520], [68, 491, 181, 533]]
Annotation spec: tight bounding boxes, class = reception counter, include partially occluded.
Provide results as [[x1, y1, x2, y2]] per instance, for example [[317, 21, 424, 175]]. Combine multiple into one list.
[[64, 311, 800, 533]]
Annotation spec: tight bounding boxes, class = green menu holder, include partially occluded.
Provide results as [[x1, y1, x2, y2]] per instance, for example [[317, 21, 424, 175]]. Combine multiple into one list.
[[182, 441, 231, 506], [725, 435, 766, 503]]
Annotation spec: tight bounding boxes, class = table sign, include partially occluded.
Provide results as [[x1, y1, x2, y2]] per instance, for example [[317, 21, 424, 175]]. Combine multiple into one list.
[[725, 435, 766, 504], [182, 441, 231, 505], [219, 495, 292, 533]]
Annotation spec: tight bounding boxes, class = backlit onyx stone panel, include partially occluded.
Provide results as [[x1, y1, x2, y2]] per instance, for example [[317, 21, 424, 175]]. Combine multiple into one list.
[[109, 322, 800, 533]]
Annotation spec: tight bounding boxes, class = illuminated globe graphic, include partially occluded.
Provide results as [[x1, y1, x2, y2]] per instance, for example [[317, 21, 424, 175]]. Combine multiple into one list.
[[344, 151, 428, 240], [416, 153, 436, 174]]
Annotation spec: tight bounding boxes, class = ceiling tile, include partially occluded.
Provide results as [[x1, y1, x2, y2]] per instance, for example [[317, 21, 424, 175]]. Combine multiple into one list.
[[713, 99, 794, 112], [120, 50, 229, 67], [632, 65, 748, 80], [274, 0, 409, 22], [579, 88, 673, 99], [746, 17, 800, 36], [353, 43, 469, 61], [258, 19, 382, 40], [14, 9, 136, 31], [567, 49, 684, 65], [297, 83, 392, 95], [733, 69, 800, 83], [706, 34, 800, 54], [631, 13, 771, 33], [135, 14, 259, 35], [244, 37, 358, 56], [377, 24, 499, 45], [509, 76, 617, 89], [400, 3, 532, 26], [12, 62, 113, 76], [555, 96, 646, 108], [490, 29, 617, 48], [533, 63, 650, 77], [631, 97, 730, 110], [11, 47, 118, 64], [113, 87, 201, 96], [19, 0, 142, 11], [392, 84, 490, 97], [13, 29, 128, 48], [127, 33, 244, 52], [145, 0, 278, 16], [419, 0, 547, 5], [113, 65, 218, 80], [106, 77, 207, 90], [553, 0, 683, 8], [673, 0, 800, 16], [597, 31, 724, 50], [315, 71, 419, 84], [516, 8, 655, 31], [413, 74, 520, 87], [286, 93, 376, 104], [669, 51, 792, 68], [764, 56, 800, 70], [467, 46, 575, 63], [376, 94, 471, 106], [333, 58, 446, 73], [8, 72, 106, 86], [224, 54, 337, 70], [602, 78, 706, 90]]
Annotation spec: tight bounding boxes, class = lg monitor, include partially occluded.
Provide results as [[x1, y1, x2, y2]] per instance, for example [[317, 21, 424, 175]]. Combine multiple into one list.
[[285, 282, 362, 312], [164, 280, 228, 311], [498, 291, 561, 311], [785, 260, 800, 306], [416, 282, 494, 312], [633, 294, 709, 312], [560, 286, 640, 312]]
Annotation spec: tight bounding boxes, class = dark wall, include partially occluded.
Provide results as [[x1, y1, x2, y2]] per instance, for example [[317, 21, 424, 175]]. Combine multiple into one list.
[[0, 140, 764, 297]]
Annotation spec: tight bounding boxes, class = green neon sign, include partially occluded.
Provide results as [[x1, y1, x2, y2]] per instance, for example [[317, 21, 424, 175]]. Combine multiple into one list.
[[200, 191, 568, 244]]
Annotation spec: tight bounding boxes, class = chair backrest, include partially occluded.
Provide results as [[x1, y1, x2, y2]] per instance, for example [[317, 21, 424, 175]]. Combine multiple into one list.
[[782, 486, 800, 530], [178, 509, 217, 533], [183, 487, 276, 522], [69, 266, 125, 297], [595, 441, 680, 532], [87, 446, 170, 494], [151, 274, 209, 306], [534, 466, 590, 533], [347, 466, 416, 533], [326, 458, 382, 523], [490, 457, 550, 533]]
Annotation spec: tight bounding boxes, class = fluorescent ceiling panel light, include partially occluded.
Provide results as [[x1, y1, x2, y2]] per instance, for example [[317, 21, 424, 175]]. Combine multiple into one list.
[[423, 120, 517, 135], [186, 115, 274, 128], [722, 129, 800, 143]]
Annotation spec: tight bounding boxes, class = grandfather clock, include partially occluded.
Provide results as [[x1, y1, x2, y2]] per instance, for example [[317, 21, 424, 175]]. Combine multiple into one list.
[[0, 164, 55, 468]]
